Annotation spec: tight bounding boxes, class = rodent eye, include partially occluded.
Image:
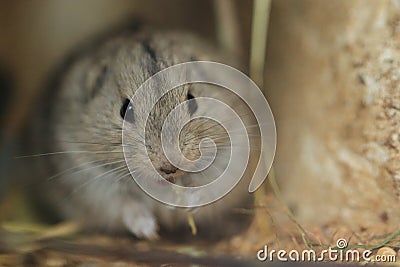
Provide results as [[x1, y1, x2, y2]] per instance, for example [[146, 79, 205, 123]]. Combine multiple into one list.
[[187, 92, 197, 115], [120, 98, 134, 123]]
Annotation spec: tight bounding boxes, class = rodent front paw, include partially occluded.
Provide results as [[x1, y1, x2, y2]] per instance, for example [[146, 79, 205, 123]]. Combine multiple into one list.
[[122, 205, 159, 240]]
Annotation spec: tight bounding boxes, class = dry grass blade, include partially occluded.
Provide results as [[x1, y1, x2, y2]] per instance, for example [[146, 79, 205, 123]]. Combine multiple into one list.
[[248, 0, 274, 239], [214, 0, 242, 59], [249, 0, 271, 89]]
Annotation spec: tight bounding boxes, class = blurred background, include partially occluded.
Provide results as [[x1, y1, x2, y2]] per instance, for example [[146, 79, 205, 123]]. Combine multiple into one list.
[[1, 0, 400, 265]]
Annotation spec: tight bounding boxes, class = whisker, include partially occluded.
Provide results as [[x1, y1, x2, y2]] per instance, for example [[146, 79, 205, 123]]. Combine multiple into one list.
[[71, 165, 127, 194], [59, 167, 129, 206], [48, 158, 126, 181], [56, 140, 123, 146], [181, 112, 254, 144], [14, 150, 124, 159], [115, 172, 133, 183], [183, 130, 261, 146], [215, 145, 262, 151], [47, 158, 112, 181]]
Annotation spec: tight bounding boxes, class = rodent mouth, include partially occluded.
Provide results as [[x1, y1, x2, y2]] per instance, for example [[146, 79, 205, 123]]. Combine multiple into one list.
[[165, 176, 176, 184], [158, 170, 186, 185], [156, 175, 176, 186]]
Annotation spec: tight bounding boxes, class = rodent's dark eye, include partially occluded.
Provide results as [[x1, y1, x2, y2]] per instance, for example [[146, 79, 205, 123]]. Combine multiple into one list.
[[187, 92, 197, 115], [120, 98, 134, 123]]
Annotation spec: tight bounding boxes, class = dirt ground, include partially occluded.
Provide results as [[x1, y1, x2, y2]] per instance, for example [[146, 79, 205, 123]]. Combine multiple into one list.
[[0, 191, 399, 266]]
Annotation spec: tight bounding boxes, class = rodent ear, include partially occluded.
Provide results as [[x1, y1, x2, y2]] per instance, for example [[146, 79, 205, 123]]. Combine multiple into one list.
[[85, 63, 109, 100]]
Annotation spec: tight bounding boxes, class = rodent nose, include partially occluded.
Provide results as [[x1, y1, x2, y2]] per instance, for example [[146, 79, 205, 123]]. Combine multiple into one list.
[[159, 164, 178, 175]]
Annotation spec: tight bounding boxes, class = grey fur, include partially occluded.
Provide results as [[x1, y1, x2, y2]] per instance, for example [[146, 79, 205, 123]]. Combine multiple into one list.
[[29, 30, 258, 239]]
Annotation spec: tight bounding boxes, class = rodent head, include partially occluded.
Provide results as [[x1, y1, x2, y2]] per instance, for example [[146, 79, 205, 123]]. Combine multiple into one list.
[[53, 31, 234, 188]]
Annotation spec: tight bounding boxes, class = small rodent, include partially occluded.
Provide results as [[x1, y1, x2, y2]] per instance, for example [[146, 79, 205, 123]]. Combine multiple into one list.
[[28, 28, 258, 239]]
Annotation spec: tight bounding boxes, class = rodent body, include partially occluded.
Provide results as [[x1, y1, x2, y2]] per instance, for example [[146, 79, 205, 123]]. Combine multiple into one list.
[[29, 29, 258, 239]]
